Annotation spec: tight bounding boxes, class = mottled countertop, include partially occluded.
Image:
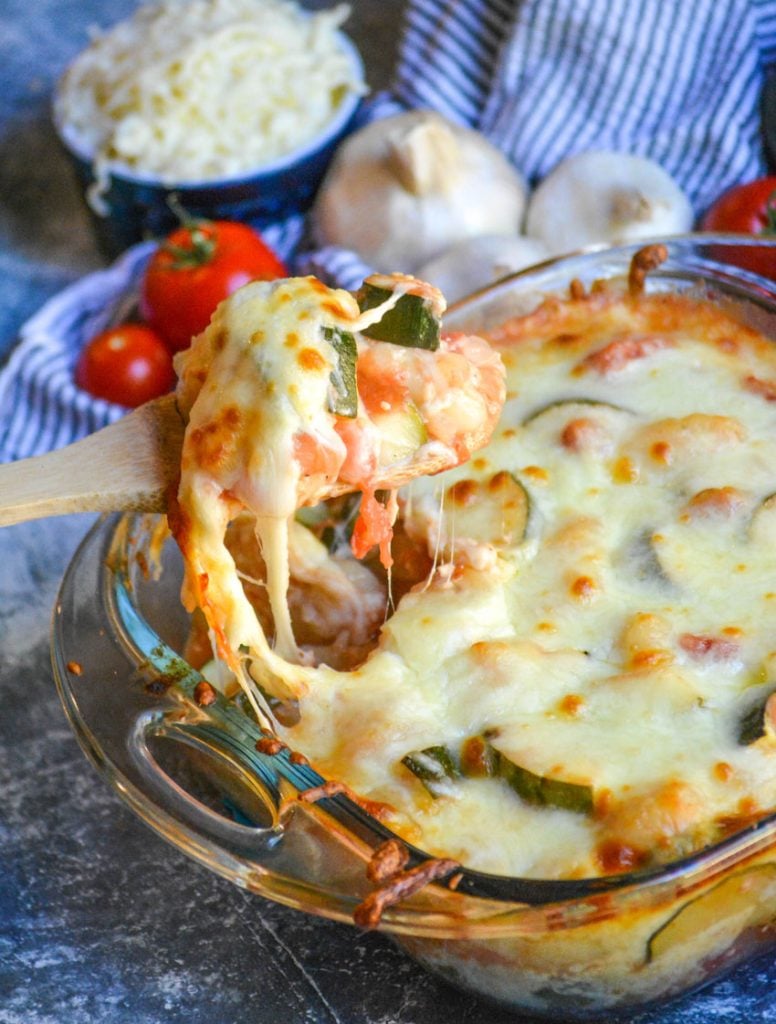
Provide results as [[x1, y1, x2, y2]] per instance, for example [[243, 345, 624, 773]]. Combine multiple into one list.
[[1, 2, 775, 1022]]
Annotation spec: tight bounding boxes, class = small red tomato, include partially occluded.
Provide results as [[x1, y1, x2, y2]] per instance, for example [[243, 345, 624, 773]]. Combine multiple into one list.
[[75, 324, 175, 407], [701, 178, 776, 280], [140, 220, 288, 352]]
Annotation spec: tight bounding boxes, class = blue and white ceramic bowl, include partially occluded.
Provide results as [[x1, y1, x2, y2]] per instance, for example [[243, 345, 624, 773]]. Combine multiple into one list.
[[54, 31, 364, 258]]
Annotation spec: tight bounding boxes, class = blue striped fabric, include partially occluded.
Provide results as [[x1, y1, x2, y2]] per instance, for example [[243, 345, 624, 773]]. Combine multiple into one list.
[[396, 0, 775, 212], [2, 0, 775, 461], [302, 0, 775, 285]]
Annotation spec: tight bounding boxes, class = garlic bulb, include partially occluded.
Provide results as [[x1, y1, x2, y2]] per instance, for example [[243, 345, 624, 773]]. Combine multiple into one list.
[[417, 234, 550, 303], [525, 151, 693, 255], [313, 110, 528, 273]]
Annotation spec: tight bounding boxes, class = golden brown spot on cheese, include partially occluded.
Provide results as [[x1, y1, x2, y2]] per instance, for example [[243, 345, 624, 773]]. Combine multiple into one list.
[[595, 839, 648, 874], [714, 762, 734, 782], [594, 789, 614, 818], [743, 374, 776, 402], [501, 428, 517, 439], [552, 332, 581, 346], [250, 329, 265, 345], [536, 621, 556, 632], [223, 405, 240, 429], [472, 457, 488, 471], [570, 575, 598, 601], [682, 486, 747, 521], [284, 331, 299, 348], [322, 299, 348, 318], [449, 479, 479, 507], [459, 736, 493, 777], [583, 334, 673, 375], [631, 649, 674, 670], [650, 441, 672, 464], [297, 347, 328, 372], [522, 465, 548, 483], [212, 330, 227, 351], [611, 455, 639, 483], [559, 693, 585, 716], [560, 417, 601, 452], [487, 470, 514, 492]]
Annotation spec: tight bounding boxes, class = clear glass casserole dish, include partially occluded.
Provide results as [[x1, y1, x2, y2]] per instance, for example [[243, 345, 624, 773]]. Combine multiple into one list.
[[52, 236, 776, 1020]]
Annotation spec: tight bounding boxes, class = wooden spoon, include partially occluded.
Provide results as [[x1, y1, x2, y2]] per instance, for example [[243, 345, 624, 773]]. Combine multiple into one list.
[[0, 394, 184, 527], [0, 394, 494, 528]]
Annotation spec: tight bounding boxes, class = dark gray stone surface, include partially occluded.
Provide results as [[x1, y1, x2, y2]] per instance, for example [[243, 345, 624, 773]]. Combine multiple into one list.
[[0, 2, 775, 1022]]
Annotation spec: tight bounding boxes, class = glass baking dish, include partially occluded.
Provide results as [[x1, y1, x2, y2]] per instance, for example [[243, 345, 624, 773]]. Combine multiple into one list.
[[51, 235, 776, 1020]]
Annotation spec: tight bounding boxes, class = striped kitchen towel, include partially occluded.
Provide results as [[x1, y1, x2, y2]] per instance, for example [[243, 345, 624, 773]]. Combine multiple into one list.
[[2, 0, 775, 460], [302, 0, 776, 284]]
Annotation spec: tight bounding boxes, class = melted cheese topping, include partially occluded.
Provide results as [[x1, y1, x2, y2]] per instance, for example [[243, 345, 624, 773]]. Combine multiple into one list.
[[271, 286, 776, 879], [171, 275, 504, 716]]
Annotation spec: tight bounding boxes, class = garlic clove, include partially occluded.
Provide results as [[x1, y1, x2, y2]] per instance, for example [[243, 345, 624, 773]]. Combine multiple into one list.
[[386, 116, 462, 197], [313, 111, 528, 273], [525, 151, 693, 256], [417, 235, 551, 303]]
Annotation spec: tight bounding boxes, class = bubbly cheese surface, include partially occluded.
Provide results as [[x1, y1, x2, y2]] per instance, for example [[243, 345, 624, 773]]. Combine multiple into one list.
[[178, 272, 776, 880], [270, 285, 776, 879]]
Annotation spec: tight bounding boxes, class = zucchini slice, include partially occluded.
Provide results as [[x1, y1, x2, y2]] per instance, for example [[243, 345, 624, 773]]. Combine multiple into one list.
[[522, 398, 634, 427], [618, 527, 673, 588], [371, 402, 429, 466], [737, 684, 776, 745], [500, 754, 595, 815], [646, 865, 776, 964], [357, 284, 440, 351], [446, 472, 531, 548], [461, 735, 594, 815], [401, 745, 460, 797], [324, 326, 358, 418], [749, 493, 776, 547]]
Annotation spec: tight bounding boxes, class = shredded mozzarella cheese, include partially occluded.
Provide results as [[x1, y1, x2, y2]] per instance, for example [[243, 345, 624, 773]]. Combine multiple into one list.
[[55, 0, 364, 192]]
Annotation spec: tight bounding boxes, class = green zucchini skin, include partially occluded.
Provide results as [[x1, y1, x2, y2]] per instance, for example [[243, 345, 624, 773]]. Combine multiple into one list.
[[323, 326, 358, 417], [401, 745, 460, 797], [749, 493, 776, 546], [499, 754, 595, 815], [737, 684, 776, 745], [357, 284, 440, 351], [522, 397, 633, 426], [619, 527, 674, 588], [407, 734, 595, 815]]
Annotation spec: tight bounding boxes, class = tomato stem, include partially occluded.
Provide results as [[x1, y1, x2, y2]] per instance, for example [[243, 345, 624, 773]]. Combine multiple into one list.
[[163, 193, 216, 269]]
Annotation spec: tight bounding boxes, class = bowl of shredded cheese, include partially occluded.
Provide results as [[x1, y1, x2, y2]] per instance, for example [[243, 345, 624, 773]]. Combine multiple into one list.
[[54, 0, 366, 255]]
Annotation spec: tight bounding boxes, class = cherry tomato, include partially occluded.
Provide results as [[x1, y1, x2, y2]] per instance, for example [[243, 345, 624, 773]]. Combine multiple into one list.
[[75, 324, 175, 407], [701, 178, 776, 280], [140, 220, 288, 352]]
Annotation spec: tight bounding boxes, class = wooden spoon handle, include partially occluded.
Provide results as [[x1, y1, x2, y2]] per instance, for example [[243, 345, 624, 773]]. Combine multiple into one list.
[[0, 394, 184, 527]]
